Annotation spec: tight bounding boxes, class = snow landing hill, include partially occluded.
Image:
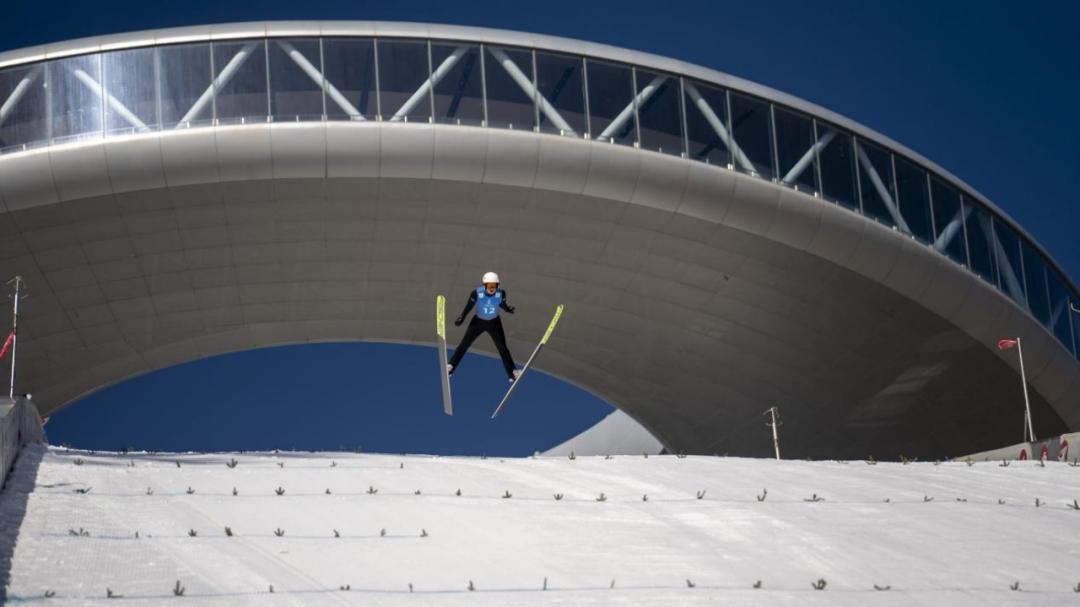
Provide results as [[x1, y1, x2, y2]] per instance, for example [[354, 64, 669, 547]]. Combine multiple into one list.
[[2, 445, 1079, 606]]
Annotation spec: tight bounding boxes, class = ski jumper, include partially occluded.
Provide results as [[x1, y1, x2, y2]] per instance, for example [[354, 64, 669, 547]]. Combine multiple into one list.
[[448, 287, 517, 378]]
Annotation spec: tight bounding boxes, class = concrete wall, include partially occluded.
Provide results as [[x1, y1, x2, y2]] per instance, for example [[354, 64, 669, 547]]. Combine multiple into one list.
[[0, 121, 1077, 458], [0, 397, 44, 490]]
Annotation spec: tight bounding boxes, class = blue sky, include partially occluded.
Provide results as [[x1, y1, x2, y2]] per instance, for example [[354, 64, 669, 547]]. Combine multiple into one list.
[[8, 0, 1079, 454], [46, 341, 602, 456]]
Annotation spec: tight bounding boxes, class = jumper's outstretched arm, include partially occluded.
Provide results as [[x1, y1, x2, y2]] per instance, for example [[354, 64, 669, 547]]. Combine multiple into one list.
[[455, 290, 478, 324]]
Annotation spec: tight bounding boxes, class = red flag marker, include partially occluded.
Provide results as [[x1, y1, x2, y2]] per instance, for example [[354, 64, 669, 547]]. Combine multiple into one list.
[[0, 330, 14, 361], [997, 338, 1018, 350]]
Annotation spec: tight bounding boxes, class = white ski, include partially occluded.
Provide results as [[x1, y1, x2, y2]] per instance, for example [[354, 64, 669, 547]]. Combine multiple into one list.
[[436, 295, 453, 415], [491, 304, 564, 419]]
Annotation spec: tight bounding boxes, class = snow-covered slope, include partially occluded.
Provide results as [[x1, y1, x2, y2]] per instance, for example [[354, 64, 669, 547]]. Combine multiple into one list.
[[2, 445, 1079, 605]]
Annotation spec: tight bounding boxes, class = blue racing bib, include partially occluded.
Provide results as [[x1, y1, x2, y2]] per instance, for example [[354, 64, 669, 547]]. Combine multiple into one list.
[[476, 287, 503, 320]]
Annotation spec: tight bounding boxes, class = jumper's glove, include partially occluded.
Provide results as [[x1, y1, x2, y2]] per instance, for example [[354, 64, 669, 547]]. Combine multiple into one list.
[[454, 316, 464, 326], [504, 305, 516, 314]]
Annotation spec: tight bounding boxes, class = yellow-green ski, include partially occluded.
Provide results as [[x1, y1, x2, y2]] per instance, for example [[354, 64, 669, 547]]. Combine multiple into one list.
[[436, 295, 453, 415], [491, 304, 565, 419]]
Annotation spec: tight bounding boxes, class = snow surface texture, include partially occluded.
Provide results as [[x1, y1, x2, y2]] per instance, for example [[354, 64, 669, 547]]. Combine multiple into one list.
[[2, 445, 1079, 605]]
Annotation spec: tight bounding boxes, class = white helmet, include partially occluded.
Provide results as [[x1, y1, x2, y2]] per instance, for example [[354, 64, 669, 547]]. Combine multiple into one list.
[[482, 271, 500, 285]]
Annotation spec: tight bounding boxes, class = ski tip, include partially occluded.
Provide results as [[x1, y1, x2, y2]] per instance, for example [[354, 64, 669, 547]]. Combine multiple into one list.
[[540, 304, 565, 345], [436, 295, 447, 338]]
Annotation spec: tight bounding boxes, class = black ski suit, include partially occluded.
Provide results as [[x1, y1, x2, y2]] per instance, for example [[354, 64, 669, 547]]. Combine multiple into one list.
[[448, 288, 517, 379]]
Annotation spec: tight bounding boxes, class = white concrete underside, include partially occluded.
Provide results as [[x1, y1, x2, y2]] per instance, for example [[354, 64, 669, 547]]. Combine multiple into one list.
[[2, 445, 1079, 605], [544, 409, 664, 456]]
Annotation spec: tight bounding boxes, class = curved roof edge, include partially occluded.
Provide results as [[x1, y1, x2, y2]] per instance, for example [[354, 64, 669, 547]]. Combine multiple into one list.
[[0, 20, 1073, 293]]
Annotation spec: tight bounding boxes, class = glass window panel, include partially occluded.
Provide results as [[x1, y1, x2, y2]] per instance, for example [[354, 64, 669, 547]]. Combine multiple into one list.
[[774, 107, 817, 193], [160, 43, 213, 127], [1045, 270, 1075, 355], [929, 177, 968, 266], [268, 38, 324, 121], [817, 124, 857, 210], [964, 202, 997, 284], [103, 47, 158, 135], [586, 59, 635, 145], [50, 54, 103, 142], [729, 92, 774, 179], [534, 51, 586, 136], [634, 69, 682, 156], [377, 39, 431, 122], [0, 64, 48, 151], [855, 139, 897, 227], [895, 156, 933, 243], [683, 80, 730, 166], [213, 40, 268, 123], [1071, 292, 1080, 360], [431, 43, 483, 126], [483, 46, 535, 130], [991, 217, 1025, 306], [321, 38, 376, 120], [1020, 240, 1050, 324]]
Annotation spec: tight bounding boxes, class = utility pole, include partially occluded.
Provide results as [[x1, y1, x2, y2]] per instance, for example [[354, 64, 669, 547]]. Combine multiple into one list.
[[998, 336, 1035, 443], [1015, 337, 1035, 443], [764, 406, 781, 460], [7, 275, 24, 398]]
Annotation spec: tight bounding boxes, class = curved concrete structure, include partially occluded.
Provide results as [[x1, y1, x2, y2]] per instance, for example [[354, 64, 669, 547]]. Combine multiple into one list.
[[0, 22, 1077, 458]]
